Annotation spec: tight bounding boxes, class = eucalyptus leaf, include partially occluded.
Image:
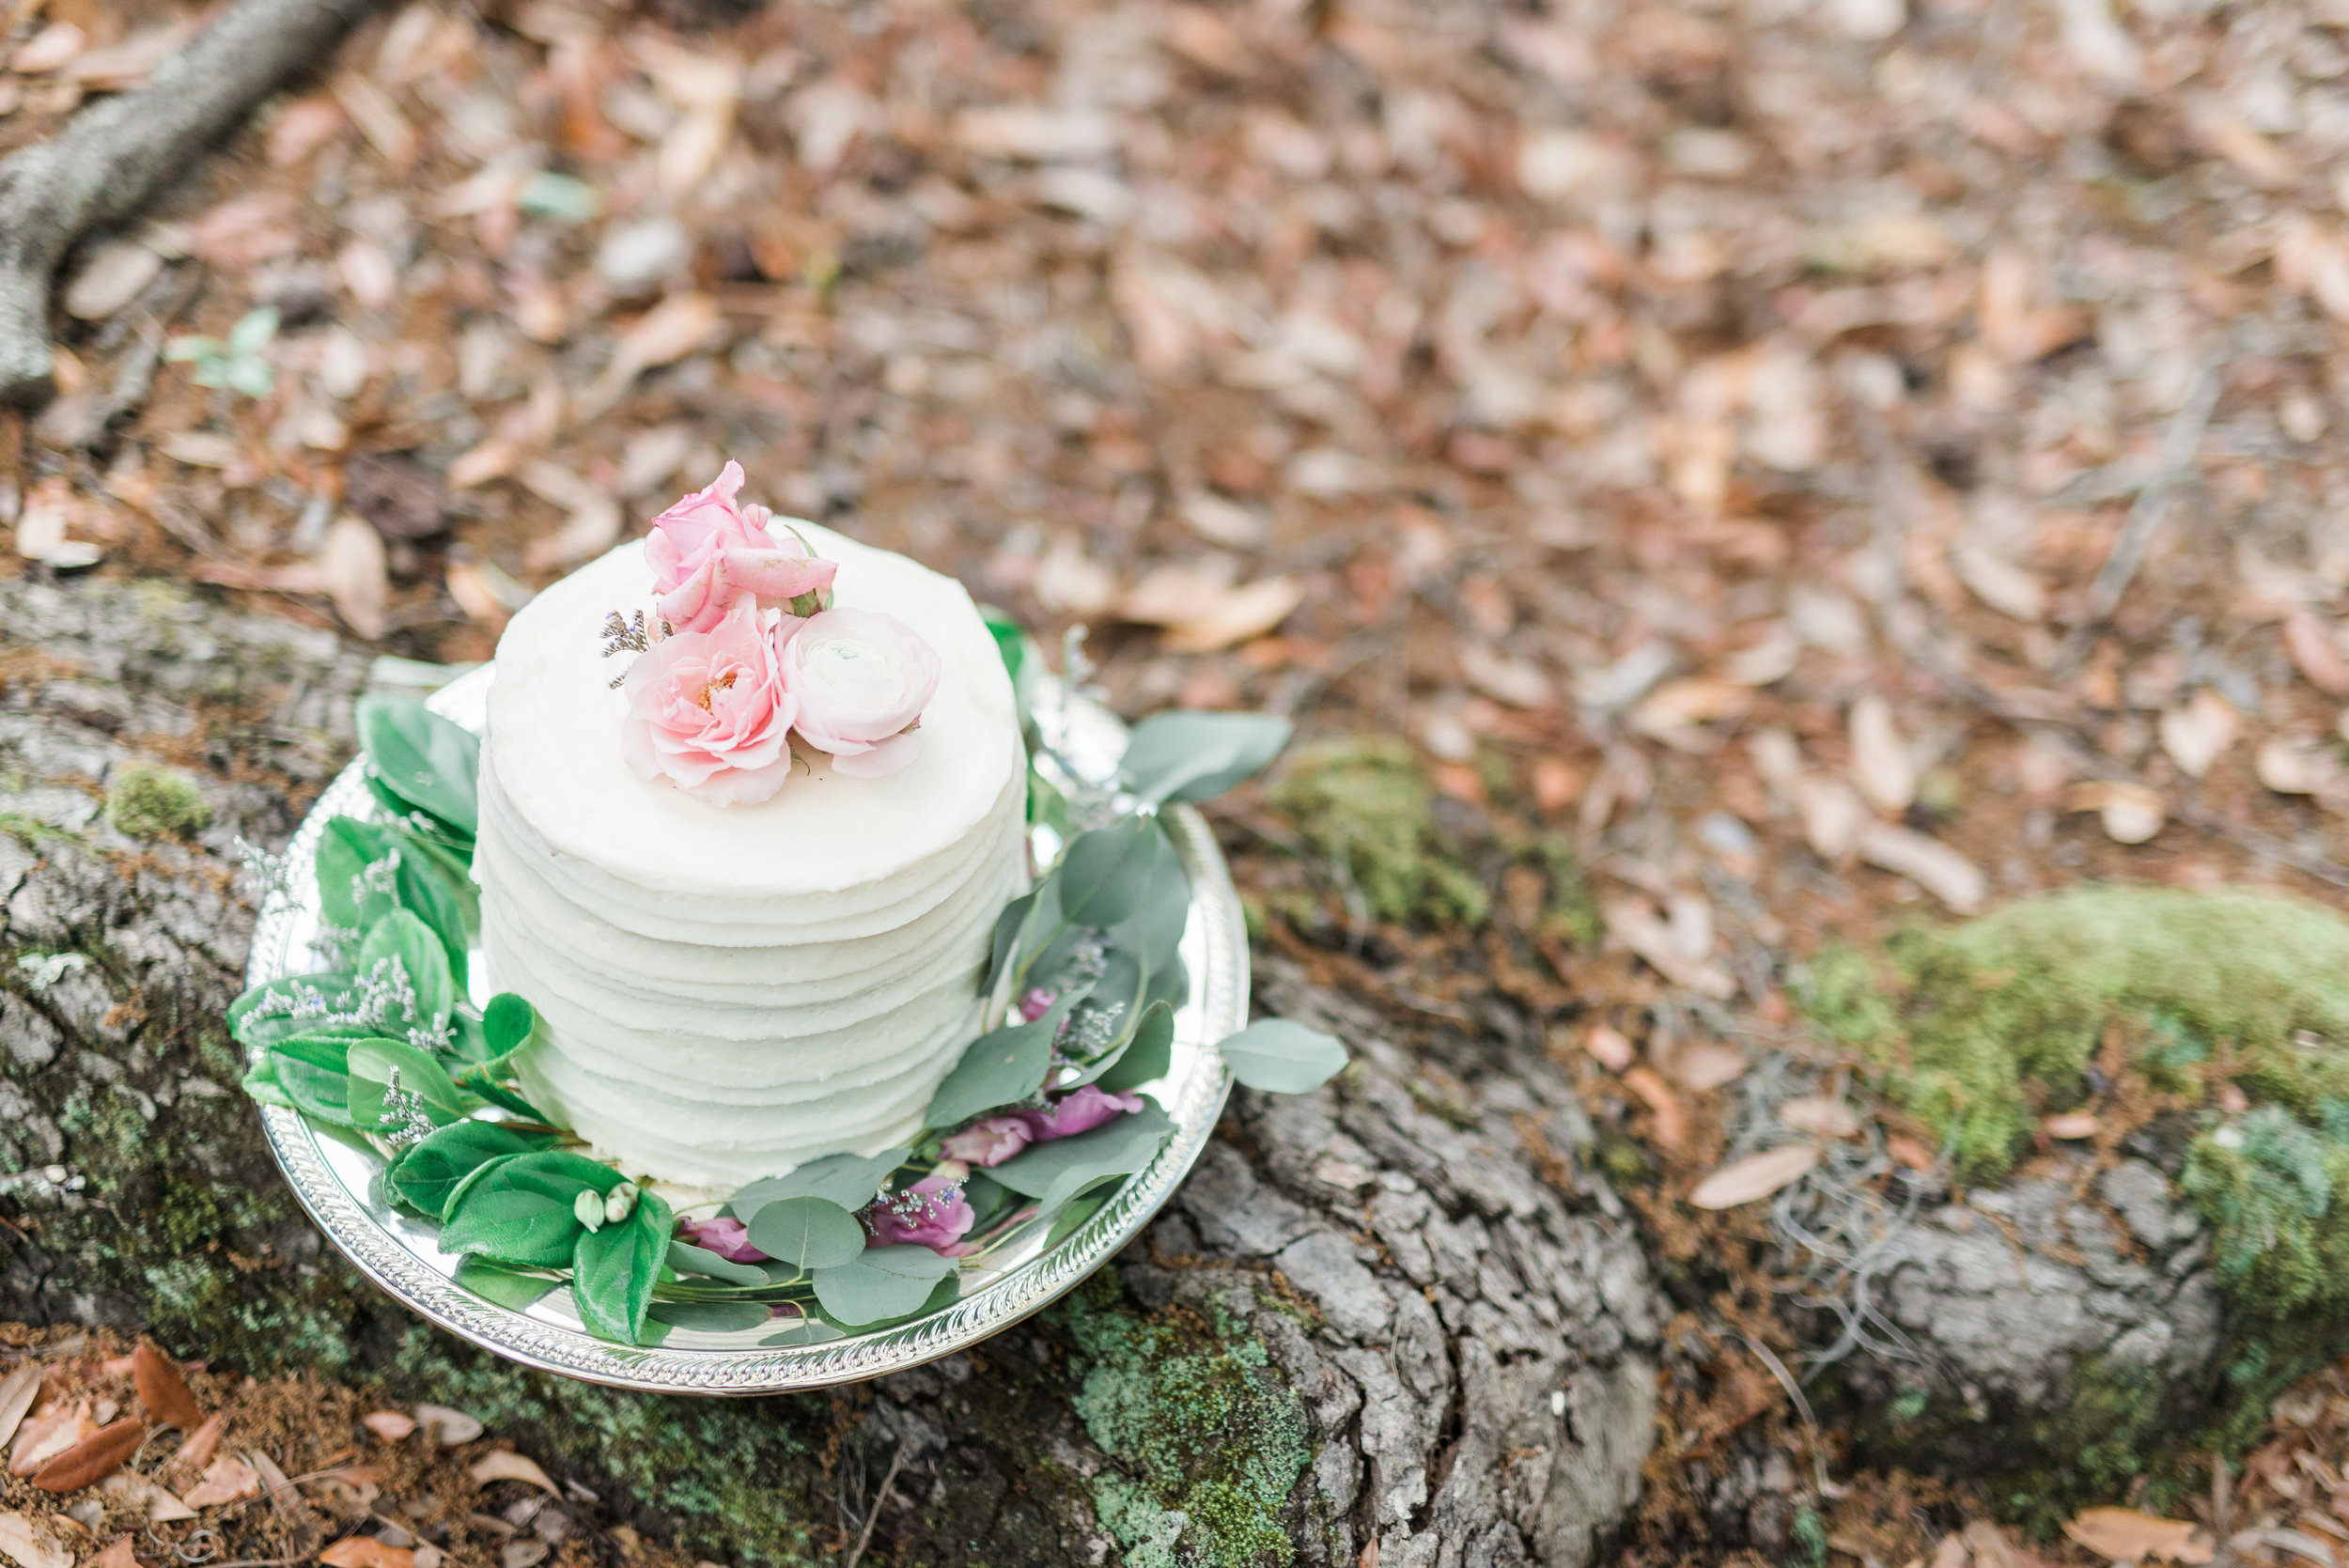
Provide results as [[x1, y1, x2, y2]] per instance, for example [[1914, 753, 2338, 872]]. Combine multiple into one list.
[[725, 1147, 908, 1218], [1054, 816, 1166, 929], [666, 1240, 770, 1288], [646, 1300, 773, 1338], [757, 1316, 846, 1348], [440, 1149, 622, 1266], [354, 909, 456, 1034], [1045, 1190, 1112, 1250], [386, 1120, 549, 1219], [1092, 1002, 1175, 1094], [453, 1256, 560, 1312], [1118, 711, 1293, 804], [984, 890, 1039, 999], [961, 1170, 1014, 1232], [1104, 834, 1191, 975], [926, 1018, 1053, 1127], [1219, 1018, 1349, 1094], [744, 1196, 867, 1269], [809, 1245, 957, 1326], [572, 1190, 670, 1344], [358, 693, 482, 836], [988, 1101, 1174, 1214]]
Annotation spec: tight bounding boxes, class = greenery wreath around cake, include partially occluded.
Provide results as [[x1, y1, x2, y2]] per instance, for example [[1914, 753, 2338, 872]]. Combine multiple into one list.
[[230, 531, 1345, 1350]]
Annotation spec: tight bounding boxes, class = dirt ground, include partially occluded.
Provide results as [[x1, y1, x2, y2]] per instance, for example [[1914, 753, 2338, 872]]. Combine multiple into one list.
[[10, 0, 2349, 1560]]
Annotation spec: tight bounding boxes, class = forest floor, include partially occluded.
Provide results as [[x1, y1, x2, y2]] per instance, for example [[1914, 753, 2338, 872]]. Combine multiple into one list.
[[9, 0, 2349, 1560]]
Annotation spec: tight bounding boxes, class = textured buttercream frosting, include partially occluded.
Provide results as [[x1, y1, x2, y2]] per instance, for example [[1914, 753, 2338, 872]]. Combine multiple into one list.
[[476, 528, 1026, 1188]]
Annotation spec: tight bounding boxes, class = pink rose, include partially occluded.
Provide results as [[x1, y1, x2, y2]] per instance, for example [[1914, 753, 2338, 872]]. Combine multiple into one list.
[[619, 604, 799, 806], [938, 1086, 1145, 1168], [862, 1161, 978, 1256], [780, 608, 942, 779], [676, 1215, 769, 1263], [645, 461, 837, 635]]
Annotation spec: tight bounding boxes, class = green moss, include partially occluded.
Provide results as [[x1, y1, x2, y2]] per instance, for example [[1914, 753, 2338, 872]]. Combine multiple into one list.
[[1800, 886, 2349, 1184], [1053, 1271, 1310, 1568], [1532, 832, 1602, 949], [106, 765, 210, 839], [1268, 737, 1486, 928], [1801, 884, 2349, 1518]]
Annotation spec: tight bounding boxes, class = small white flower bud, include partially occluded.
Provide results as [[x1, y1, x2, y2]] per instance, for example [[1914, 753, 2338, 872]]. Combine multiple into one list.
[[573, 1189, 605, 1232], [605, 1181, 639, 1224]]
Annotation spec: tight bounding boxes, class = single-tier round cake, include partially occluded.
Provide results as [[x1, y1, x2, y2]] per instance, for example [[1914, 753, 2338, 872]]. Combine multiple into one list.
[[475, 524, 1026, 1189]]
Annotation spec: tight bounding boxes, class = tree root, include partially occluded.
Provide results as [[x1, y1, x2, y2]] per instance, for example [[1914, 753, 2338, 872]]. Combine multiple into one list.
[[0, 0, 383, 408]]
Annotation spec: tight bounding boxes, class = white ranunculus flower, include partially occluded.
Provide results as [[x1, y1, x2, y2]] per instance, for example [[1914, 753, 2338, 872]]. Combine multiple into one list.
[[779, 608, 942, 778]]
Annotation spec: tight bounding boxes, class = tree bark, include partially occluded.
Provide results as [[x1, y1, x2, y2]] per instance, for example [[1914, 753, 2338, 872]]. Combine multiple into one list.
[[0, 573, 1669, 1566], [0, 0, 383, 407]]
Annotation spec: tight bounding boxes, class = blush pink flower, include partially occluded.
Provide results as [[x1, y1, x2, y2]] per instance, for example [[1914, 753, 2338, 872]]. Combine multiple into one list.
[[619, 604, 799, 806], [938, 1086, 1145, 1168], [645, 461, 837, 634], [779, 608, 941, 779], [676, 1215, 769, 1263], [862, 1161, 978, 1256]]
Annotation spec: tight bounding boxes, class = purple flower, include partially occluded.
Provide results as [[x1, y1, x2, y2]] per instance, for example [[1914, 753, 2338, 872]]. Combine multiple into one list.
[[938, 1085, 1146, 1168], [862, 1162, 978, 1256], [1018, 987, 1057, 1022], [677, 1215, 770, 1263]]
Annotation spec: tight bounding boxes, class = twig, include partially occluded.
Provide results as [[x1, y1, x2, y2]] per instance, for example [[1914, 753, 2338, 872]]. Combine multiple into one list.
[[2050, 359, 2228, 675], [1737, 1332, 1846, 1499], [843, 1440, 912, 1568], [0, 0, 384, 406]]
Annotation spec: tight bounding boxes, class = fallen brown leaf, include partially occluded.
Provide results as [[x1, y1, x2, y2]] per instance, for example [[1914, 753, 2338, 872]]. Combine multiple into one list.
[[469, 1451, 557, 1492], [320, 515, 390, 640], [164, 1411, 227, 1478], [360, 1411, 416, 1442], [1622, 1066, 1688, 1153], [319, 1538, 417, 1568], [179, 1454, 261, 1509], [1582, 1022, 1634, 1072], [1848, 694, 1917, 814], [2044, 1110, 2101, 1140], [0, 1513, 70, 1568], [413, 1405, 483, 1445], [2061, 1507, 2214, 1564], [1669, 1042, 1749, 1093], [33, 1416, 143, 1492], [2284, 613, 2349, 696], [1779, 1095, 1862, 1139], [0, 1368, 39, 1451], [1161, 577, 1305, 654], [1689, 1144, 1821, 1209], [98, 1469, 196, 1522], [133, 1344, 202, 1430], [9, 1402, 94, 1477], [85, 1538, 138, 1568]]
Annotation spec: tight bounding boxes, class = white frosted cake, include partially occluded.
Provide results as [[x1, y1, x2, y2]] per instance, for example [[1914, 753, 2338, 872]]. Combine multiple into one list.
[[474, 521, 1026, 1189]]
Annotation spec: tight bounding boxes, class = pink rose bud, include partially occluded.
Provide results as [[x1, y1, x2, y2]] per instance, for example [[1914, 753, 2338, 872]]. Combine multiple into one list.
[[1018, 988, 1057, 1023], [645, 461, 836, 634], [780, 608, 941, 780], [1015, 1085, 1143, 1141], [618, 603, 799, 806], [861, 1163, 978, 1256], [677, 1215, 770, 1263], [939, 1116, 1035, 1168]]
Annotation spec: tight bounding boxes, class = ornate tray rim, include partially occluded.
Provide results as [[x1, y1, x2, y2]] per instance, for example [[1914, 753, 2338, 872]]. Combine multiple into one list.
[[243, 665, 1243, 1394]]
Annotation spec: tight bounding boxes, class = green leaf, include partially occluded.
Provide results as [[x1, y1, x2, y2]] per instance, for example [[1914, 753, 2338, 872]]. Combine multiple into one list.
[[1093, 1002, 1175, 1094], [483, 993, 535, 1057], [453, 1256, 560, 1312], [984, 890, 1039, 999], [1219, 1018, 1348, 1094], [440, 1150, 621, 1266], [225, 355, 275, 399], [163, 335, 219, 363], [1054, 817, 1166, 928], [572, 1190, 670, 1344], [1104, 835, 1191, 976], [386, 1121, 549, 1219], [270, 1034, 360, 1126], [725, 1147, 908, 1218], [453, 1067, 551, 1122], [745, 1196, 867, 1269], [354, 909, 457, 1035], [666, 1239, 770, 1288], [809, 1245, 957, 1326], [359, 694, 482, 837], [962, 1170, 1014, 1231], [988, 1101, 1174, 1214], [227, 305, 282, 356], [347, 1036, 474, 1128], [757, 1316, 845, 1348], [318, 816, 468, 984], [647, 1300, 771, 1338], [231, 973, 376, 1050], [1119, 711, 1293, 804], [241, 1054, 295, 1110], [926, 1019, 1052, 1127], [1045, 1190, 1112, 1249]]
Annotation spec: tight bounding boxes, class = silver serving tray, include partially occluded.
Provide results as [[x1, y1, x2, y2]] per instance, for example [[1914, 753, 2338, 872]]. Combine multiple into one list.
[[243, 665, 1244, 1393]]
